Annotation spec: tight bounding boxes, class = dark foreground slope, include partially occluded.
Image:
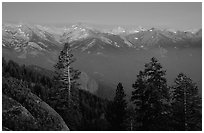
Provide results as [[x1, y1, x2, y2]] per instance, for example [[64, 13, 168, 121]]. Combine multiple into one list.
[[2, 77, 69, 131], [2, 58, 110, 131]]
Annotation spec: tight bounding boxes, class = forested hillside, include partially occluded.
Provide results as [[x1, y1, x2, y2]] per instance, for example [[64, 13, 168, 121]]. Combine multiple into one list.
[[2, 42, 202, 131], [2, 57, 110, 130]]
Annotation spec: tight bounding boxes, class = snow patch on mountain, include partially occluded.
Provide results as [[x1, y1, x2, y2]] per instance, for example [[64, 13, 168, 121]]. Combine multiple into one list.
[[81, 39, 96, 51], [100, 36, 112, 44]]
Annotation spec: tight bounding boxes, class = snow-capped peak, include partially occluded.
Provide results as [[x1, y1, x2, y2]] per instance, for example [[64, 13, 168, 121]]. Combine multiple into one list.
[[111, 26, 126, 35]]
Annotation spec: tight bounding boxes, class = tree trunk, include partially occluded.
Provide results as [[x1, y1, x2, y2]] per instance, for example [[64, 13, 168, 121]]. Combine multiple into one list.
[[67, 49, 71, 107]]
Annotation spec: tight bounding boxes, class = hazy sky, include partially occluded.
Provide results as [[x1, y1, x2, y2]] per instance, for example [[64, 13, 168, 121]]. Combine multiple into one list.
[[2, 2, 202, 30]]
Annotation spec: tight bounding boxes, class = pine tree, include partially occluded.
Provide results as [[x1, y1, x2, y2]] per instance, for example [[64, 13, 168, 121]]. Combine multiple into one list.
[[171, 73, 202, 131], [53, 42, 81, 108], [131, 57, 169, 130], [131, 71, 146, 130], [51, 42, 82, 130], [105, 82, 127, 130]]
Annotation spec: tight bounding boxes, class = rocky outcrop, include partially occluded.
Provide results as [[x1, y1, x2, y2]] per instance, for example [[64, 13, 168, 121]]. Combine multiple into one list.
[[2, 94, 38, 131], [2, 77, 69, 131], [79, 72, 98, 93]]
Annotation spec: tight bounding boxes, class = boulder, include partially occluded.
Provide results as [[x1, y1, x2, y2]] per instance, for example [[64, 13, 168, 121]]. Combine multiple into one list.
[[2, 77, 69, 131], [2, 94, 38, 131]]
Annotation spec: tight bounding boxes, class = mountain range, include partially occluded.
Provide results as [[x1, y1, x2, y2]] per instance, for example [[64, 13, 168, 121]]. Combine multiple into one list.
[[2, 23, 202, 52], [2, 23, 202, 99]]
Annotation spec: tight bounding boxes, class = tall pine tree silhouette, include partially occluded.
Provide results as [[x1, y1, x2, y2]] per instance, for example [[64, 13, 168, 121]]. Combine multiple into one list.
[[171, 73, 202, 131], [105, 82, 127, 130], [131, 57, 169, 130], [53, 42, 81, 108], [52, 42, 82, 130]]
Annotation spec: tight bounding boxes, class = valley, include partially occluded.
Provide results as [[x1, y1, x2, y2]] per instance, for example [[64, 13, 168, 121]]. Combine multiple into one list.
[[2, 23, 202, 100]]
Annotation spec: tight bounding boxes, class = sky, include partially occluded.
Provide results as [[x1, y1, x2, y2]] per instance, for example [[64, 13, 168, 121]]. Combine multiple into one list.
[[2, 2, 202, 30]]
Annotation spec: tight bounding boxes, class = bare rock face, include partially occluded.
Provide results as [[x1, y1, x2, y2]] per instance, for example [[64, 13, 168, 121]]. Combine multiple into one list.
[[2, 77, 70, 131], [79, 72, 98, 93], [2, 94, 38, 131]]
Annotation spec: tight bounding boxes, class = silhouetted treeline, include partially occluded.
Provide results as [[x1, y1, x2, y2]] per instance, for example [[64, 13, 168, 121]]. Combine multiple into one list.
[[2, 57, 53, 87], [2, 55, 202, 131], [105, 57, 202, 131]]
